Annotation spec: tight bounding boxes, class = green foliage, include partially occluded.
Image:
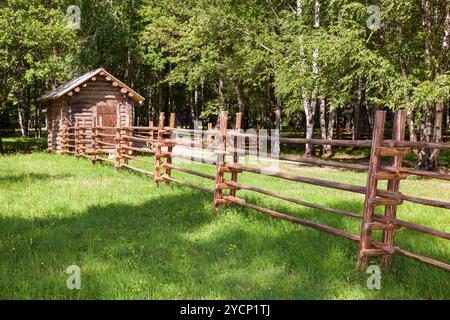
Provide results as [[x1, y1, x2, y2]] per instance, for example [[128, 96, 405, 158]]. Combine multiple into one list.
[[0, 0, 77, 104]]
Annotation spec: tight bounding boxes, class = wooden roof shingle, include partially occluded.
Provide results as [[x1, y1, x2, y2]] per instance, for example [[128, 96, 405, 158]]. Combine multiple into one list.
[[39, 68, 144, 103]]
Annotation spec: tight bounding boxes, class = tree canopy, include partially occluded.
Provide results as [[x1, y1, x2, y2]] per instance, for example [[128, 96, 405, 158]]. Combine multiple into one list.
[[0, 0, 448, 169]]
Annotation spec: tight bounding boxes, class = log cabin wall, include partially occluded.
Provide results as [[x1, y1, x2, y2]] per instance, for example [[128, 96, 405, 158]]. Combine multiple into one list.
[[67, 76, 134, 128], [46, 75, 135, 153], [47, 99, 65, 152]]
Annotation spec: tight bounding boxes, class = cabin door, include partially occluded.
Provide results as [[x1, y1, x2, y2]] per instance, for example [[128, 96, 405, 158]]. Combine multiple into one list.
[[95, 100, 118, 146]]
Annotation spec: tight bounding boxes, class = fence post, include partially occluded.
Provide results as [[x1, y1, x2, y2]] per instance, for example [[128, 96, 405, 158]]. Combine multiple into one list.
[[231, 113, 242, 197], [125, 114, 132, 166], [74, 119, 80, 157], [91, 117, 98, 164], [165, 113, 176, 184], [213, 111, 228, 215], [98, 116, 104, 160], [81, 119, 87, 157], [115, 117, 122, 170], [154, 112, 166, 187], [358, 110, 386, 270], [381, 109, 407, 269], [60, 122, 67, 154]]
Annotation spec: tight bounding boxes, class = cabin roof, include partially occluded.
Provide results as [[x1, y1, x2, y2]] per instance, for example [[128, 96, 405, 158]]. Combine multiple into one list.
[[39, 68, 144, 104]]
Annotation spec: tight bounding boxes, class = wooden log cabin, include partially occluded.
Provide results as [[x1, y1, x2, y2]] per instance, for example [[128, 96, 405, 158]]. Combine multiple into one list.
[[39, 68, 144, 152]]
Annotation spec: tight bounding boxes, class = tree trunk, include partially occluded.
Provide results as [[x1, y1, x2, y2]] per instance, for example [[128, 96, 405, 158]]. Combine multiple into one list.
[[416, 0, 448, 170], [319, 97, 327, 155], [428, 2, 450, 169], [304, 91, 316, 157], [34, 103, 40, 139], [168, 84, 174, 114], [189, 89, 197, 128], [352, 77, 364, 140], [148, 84, 154, 125], [18, 104, 26, 137], [235, 81, 251, 129], [366, 104, 374, 131], [336, 108, 342, 140], [418, 107, 434, 170], [0, 125, 4, 154], [17, 86, 29, 137], [275, 97, 282, 131], [417, 1, 435, 169], [429, 100, 444, 168], [218, 78, 224, 105], [319, 97, 335, 157], [396, 25, 419, 155], [445, 102, 449, 129], [406, 109, 419, 154], [200, 83, 205, 116], [325, 108, 336, 157]]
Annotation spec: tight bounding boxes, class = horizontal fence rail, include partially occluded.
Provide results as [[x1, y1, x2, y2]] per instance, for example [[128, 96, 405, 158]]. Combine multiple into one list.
[[58, 109, 450, 273]]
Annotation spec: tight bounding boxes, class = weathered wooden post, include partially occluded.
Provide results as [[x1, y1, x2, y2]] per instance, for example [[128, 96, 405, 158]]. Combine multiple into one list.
[[80, 121, 85, 156], [381, 109, 407, 268], [358, 111, 386, 270], [91, 117, 98, 164], [165, 113, 176, 185], [114, 117, 122, 170], [122, 114, 131, 166], [213, 111, 228, 215], [230, 113, 242, 197], [60, 122, 67, 154], [61, 122, 69, 154], [81, 119, 87, 156], [154, 112, 165, 187], [74, 119, 80, 157], [97, 116, 104, 159]]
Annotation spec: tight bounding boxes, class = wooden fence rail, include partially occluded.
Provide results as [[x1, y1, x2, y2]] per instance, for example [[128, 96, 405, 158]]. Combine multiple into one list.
[[59, 109, 450, 273]]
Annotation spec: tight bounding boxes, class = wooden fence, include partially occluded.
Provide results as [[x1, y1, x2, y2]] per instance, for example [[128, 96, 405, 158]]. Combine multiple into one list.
[[59, 110, 450, 272]]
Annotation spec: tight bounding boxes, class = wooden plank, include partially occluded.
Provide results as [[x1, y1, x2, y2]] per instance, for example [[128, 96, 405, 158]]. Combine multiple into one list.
[[360, 249, 390, 257], [358, 111, 386, 270], [369, 197, 403, 207], [385, 166, 450, 181], [377, 147, 410, 157], [162, 163, 215, 180], [122, 164, 155, 176], [382, 110, 407, 268], [121, 145, 156, 154], [165, 113, 176, 185], [364, 222, 401, 231], [162, 175, 214, 194], [382, 140, 450, 151], [279, 155, 369, 172], [374, 172, 408, 180], [231, 113, 242, 197], [225, 180, 362, 219], [224, 195, 361, 242], [154, 113, 165, 187], [214, 111, 228, 215]]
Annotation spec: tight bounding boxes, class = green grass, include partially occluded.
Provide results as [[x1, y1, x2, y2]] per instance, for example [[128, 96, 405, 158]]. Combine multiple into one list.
[[1, 136, 47, 154], [0, 150, 449, 299]]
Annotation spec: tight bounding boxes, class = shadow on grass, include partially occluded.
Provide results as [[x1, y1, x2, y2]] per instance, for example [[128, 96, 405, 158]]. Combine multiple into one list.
[[1, 137, 47, 154], [0, 188, 448, 299], [0, 173, 72, 184]]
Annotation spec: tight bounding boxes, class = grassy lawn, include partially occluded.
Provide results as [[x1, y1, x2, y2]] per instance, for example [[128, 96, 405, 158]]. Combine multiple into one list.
[[1, 136, 47, 154], [0, 149, 449, 299]]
